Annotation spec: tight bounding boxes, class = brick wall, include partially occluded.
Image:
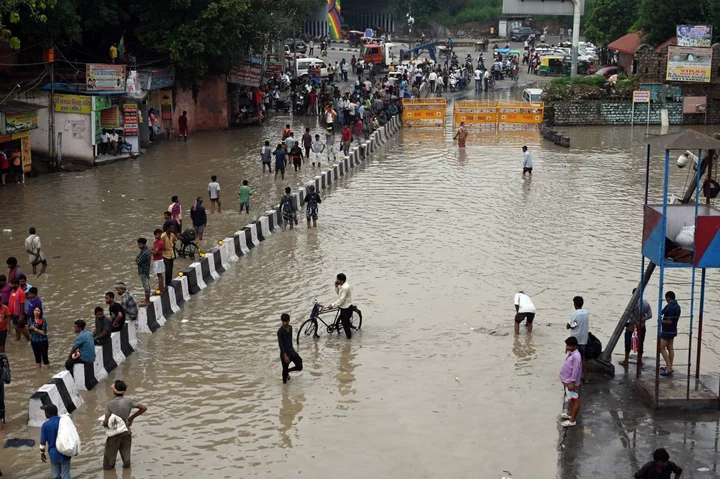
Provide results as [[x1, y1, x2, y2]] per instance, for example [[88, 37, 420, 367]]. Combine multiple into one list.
[[551, 101, 685, 126], [173, 75, 229, 133]]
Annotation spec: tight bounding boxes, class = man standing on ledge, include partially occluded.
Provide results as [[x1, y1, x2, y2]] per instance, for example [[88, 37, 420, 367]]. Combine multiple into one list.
[[559, 336, 582, 427], [103, 380, 147, 471], [567, 296, 589, 383], [329, 273, 353, 339], [522, 145, 533, 177], [278, 314, 303, 384], [619, 287, 652, 368]]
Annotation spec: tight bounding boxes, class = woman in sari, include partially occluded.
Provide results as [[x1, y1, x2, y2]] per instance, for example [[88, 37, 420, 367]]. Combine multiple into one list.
[[453, 122, 468, 148]]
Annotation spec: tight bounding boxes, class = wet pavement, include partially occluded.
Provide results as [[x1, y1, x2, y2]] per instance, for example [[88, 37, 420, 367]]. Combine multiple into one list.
[[1, 102, 720, 478]]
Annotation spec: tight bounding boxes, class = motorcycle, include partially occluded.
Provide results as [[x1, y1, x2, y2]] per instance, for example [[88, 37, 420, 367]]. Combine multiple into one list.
[[294, 92, 307, 114], [448, 74, 458, 92]]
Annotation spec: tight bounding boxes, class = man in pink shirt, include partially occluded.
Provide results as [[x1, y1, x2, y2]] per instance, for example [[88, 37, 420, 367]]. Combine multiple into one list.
[[559, 336, 582, 427]]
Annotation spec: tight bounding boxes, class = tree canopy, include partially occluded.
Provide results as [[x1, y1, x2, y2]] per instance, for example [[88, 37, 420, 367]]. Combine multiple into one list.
[[584, 0, 639, 46], [1, 0, 56, 48]]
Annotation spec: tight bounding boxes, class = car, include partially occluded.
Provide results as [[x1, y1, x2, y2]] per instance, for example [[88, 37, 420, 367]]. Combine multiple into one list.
[[595, 66, 618, 79], [294, 57, 328, 78], [510, 27, 538, 42], [285, 39, 307, 54], [522, 88, 543, 103]]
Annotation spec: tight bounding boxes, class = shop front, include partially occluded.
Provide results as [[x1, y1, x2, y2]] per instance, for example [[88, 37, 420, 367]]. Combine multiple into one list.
[[0, 100, 43, 175], [139, 69, 175, 145]]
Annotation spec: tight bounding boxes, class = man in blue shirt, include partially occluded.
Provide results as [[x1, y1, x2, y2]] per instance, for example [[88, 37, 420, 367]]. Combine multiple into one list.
[[65, 319, 96, 374], [40, 404, 72, 479], [660, 291, 681, 376]]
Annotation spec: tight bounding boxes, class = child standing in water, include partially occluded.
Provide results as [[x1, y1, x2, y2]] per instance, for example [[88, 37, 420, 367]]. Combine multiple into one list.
[[238, 180, 251, 214]]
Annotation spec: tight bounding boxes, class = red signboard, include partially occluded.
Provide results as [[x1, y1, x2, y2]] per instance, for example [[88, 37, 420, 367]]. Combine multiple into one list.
[[228, 63, 263, 86], [123, 103, 138, 136], [264, 62, 283, 79], [100, 106, 119, 128]]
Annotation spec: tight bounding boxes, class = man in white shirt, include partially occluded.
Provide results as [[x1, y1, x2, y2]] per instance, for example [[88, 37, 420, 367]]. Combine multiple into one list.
[[311, 134, 325, 167], [522, 145, 533, 177], [329, 273, 354, 339], [567, 296, 590, 383], [428, 71, 437, 93], [207, 175, 221, 214], [483, 69, 490, 92], [24, 227, 47, 276], [514, 291, 536, 334], [474, 67, 482, 91], [109, 129, 120, 155]]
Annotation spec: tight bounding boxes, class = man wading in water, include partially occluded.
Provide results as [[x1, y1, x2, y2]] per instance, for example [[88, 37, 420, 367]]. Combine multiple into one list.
[[278, 314, 302, 383]]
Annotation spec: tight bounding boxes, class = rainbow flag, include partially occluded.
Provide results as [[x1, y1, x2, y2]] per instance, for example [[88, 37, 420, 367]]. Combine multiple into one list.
[[328, 0, 341, 39]]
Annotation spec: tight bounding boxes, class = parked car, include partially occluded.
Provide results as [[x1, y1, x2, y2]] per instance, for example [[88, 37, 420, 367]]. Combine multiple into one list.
[[286, 39, 307, 54], [522, 88, 544, 103], [510, 27, 539, 42], [595, 66, 618, 79]]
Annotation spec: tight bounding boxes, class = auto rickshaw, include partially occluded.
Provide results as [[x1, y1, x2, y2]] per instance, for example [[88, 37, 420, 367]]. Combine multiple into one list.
[[507, 49, 522, 61], [538, 56, 568, 76]]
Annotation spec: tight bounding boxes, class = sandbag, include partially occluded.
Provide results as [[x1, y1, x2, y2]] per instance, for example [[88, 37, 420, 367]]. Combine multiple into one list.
[[56, 415, 81, 457], [585, 332, 602, 360], [676, 226, 695, 248], [98, 414, 128, 437]]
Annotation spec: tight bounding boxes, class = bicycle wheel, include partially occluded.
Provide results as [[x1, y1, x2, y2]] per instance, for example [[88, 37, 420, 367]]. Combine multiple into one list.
[[350, 307, 362, 330], [296, 319, 318, 344]]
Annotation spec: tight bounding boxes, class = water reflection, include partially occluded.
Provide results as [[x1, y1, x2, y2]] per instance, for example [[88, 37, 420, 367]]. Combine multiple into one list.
[[278, 386, 305, 448], [512, 334, 536, 375]]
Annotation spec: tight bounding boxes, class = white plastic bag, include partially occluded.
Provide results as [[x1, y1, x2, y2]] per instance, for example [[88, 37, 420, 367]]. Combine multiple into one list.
[[676, 226, 695, 248], [56, 414, 81, 457], [98, 414, 128, 437]]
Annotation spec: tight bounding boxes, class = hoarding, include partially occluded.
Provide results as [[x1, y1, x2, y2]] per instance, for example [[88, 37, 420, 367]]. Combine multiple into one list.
[[676, 25, 713, 47], [683, 96, 707, 114], [666, 46, 712, 83], [55, 94, 92, 114], [100, 106, 120, 128], [86, 64, 127, 92], [632, 90, 650, 103], [148, 71, 175, 90], [227, 63, 263, 86], [123, 104, 139, 135], [3, 110, 39, 134], [502, 0, 585, 16]]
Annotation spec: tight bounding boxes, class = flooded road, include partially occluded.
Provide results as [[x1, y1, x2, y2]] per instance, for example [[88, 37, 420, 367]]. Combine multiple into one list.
[[2, 111, 720, 478]]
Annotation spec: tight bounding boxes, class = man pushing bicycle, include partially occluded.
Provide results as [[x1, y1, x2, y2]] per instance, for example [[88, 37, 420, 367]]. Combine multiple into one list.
[[329, 273, 353, 339]]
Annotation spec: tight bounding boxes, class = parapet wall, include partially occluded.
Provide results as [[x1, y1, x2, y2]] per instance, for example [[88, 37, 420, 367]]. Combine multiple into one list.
[[27, 115, 403, 427]]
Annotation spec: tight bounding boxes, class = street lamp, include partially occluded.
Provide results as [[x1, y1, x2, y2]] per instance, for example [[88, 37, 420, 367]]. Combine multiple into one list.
[[407, 13, 415, 49]]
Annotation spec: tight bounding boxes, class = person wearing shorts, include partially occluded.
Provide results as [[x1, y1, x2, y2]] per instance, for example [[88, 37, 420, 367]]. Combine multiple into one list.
[[559, 336, 582, 427], [207, 175, 221, 213], [513, 290, 536, 334], [304, 185, 322, 228], [660, 291, 680, 376], [151, 229, 165, 292], [311, 134, 325, 167]]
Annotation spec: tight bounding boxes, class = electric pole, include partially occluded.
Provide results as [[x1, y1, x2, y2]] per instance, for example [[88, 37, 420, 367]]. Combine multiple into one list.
[[48, 43, 56, 165]]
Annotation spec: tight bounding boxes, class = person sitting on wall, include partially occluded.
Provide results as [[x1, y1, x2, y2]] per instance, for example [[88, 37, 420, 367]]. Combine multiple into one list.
[[117, 133, 132, 153], [108, 129, 119, 155]]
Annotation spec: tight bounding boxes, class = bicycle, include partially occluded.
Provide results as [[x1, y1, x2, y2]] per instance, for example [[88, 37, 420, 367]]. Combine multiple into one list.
[[296, 301, 363, 344]]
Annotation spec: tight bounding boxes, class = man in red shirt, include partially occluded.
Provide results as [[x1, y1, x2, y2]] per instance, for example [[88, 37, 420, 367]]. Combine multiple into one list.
[[341, 124, 352, 156], [308, 90, 318, 116], [0, 151, 9, 186], [0, 302, 9, 352], [8, 278, 28, 341], [177, 111, 188, 143], [151, 229, 165, 292]]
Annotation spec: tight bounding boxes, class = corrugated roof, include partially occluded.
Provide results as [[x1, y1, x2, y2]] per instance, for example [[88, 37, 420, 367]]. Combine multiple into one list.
[[0, 99, 45, 114], [608, 33, 643, 55], [647, 129, 720, 151], [656, 37, 677, 52]]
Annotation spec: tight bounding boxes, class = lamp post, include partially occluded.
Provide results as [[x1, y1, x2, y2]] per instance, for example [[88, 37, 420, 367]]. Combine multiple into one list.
[[407, 13, 415, 49]]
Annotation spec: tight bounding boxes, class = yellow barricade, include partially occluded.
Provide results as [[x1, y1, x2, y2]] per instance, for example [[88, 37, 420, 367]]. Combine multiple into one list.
[[453, 100, 498, 131], [497, 101, 544, 131], [402, 98, 447, 127], [452, 100, 544, 131]]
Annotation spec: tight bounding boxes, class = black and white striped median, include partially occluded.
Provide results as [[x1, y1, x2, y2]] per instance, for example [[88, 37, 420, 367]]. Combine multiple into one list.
[[25, 115, 402, 426]]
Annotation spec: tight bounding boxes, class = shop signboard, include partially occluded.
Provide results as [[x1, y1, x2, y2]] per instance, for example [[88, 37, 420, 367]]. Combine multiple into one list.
[[149, 70, 176, 90], [123, 103, 139, 135], [3, 110, 39, 134], [55, 94, 92, 114], [677, 25, 713, 47], [227, 63, 263, 86], [666, 46, 712, 83], [93, 95, 112, 111], [86, 64, 127, 92], [100, 106, 120, 128], [264, 62, 283, 79]]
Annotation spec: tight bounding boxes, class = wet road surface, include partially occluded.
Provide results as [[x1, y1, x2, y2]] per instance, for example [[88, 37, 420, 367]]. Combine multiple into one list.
[[1, 110, 720, 477]]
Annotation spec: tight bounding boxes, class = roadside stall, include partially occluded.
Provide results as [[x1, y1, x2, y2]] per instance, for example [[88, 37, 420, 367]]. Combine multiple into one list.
[[0, 100, 42, 176]]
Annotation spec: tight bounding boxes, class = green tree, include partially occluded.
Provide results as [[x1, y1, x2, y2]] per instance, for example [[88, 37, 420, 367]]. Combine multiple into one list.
[[1, 0, 56, 48], [584, 0, 639, 46], [133, 0, 320, 86], [634, 0, 709, 46]]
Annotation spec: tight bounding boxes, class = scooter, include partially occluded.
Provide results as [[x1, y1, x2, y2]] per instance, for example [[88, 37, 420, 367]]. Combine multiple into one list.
[[448, 74, 458, 92]]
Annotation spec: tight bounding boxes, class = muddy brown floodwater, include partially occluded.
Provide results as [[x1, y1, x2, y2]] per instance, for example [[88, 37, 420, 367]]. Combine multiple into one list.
[[2, 112, 720, 478]]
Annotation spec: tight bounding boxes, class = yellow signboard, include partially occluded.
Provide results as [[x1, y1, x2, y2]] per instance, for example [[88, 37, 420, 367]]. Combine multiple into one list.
[[55, 94, 93, 114], [666, 46, 712, 83], [4, 110, 39, 134], [402, 98, 447, 127]]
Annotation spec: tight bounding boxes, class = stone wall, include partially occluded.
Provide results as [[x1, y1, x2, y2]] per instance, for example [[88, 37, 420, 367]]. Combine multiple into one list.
[[173, 75, 229, 133], [550, 98, 720, 126]]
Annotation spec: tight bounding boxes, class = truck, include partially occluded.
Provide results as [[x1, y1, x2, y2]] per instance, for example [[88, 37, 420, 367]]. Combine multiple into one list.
[[360, 42, 408, 68]]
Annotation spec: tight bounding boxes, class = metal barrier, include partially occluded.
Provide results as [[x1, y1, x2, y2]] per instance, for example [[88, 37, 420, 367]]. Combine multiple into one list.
[[452, 100, 544, 131], [402, 98, 447, 127], [453, 101, 498, 131]]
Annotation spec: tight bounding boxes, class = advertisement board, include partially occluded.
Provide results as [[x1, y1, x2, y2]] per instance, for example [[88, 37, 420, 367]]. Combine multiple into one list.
[[86, 64, 127, 92], [676, 25, 713, 47], [123, 104, 139, 135], [55, 94, 92, 114], [100, 106, 120, 128], [149, 71, 176, 90], [683, 96, 707, 114], [666, 46, 712, 83], [3, 110, 39, 134], [264, 62, 283, 79], [227, 63, 263, 86]]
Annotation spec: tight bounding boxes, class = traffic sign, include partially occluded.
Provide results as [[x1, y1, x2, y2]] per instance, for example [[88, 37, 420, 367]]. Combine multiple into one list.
[[365, 28, 373, 38]]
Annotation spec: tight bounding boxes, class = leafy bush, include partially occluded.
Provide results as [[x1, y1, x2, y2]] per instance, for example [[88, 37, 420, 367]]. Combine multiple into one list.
[[549, 76, 609, 87]]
